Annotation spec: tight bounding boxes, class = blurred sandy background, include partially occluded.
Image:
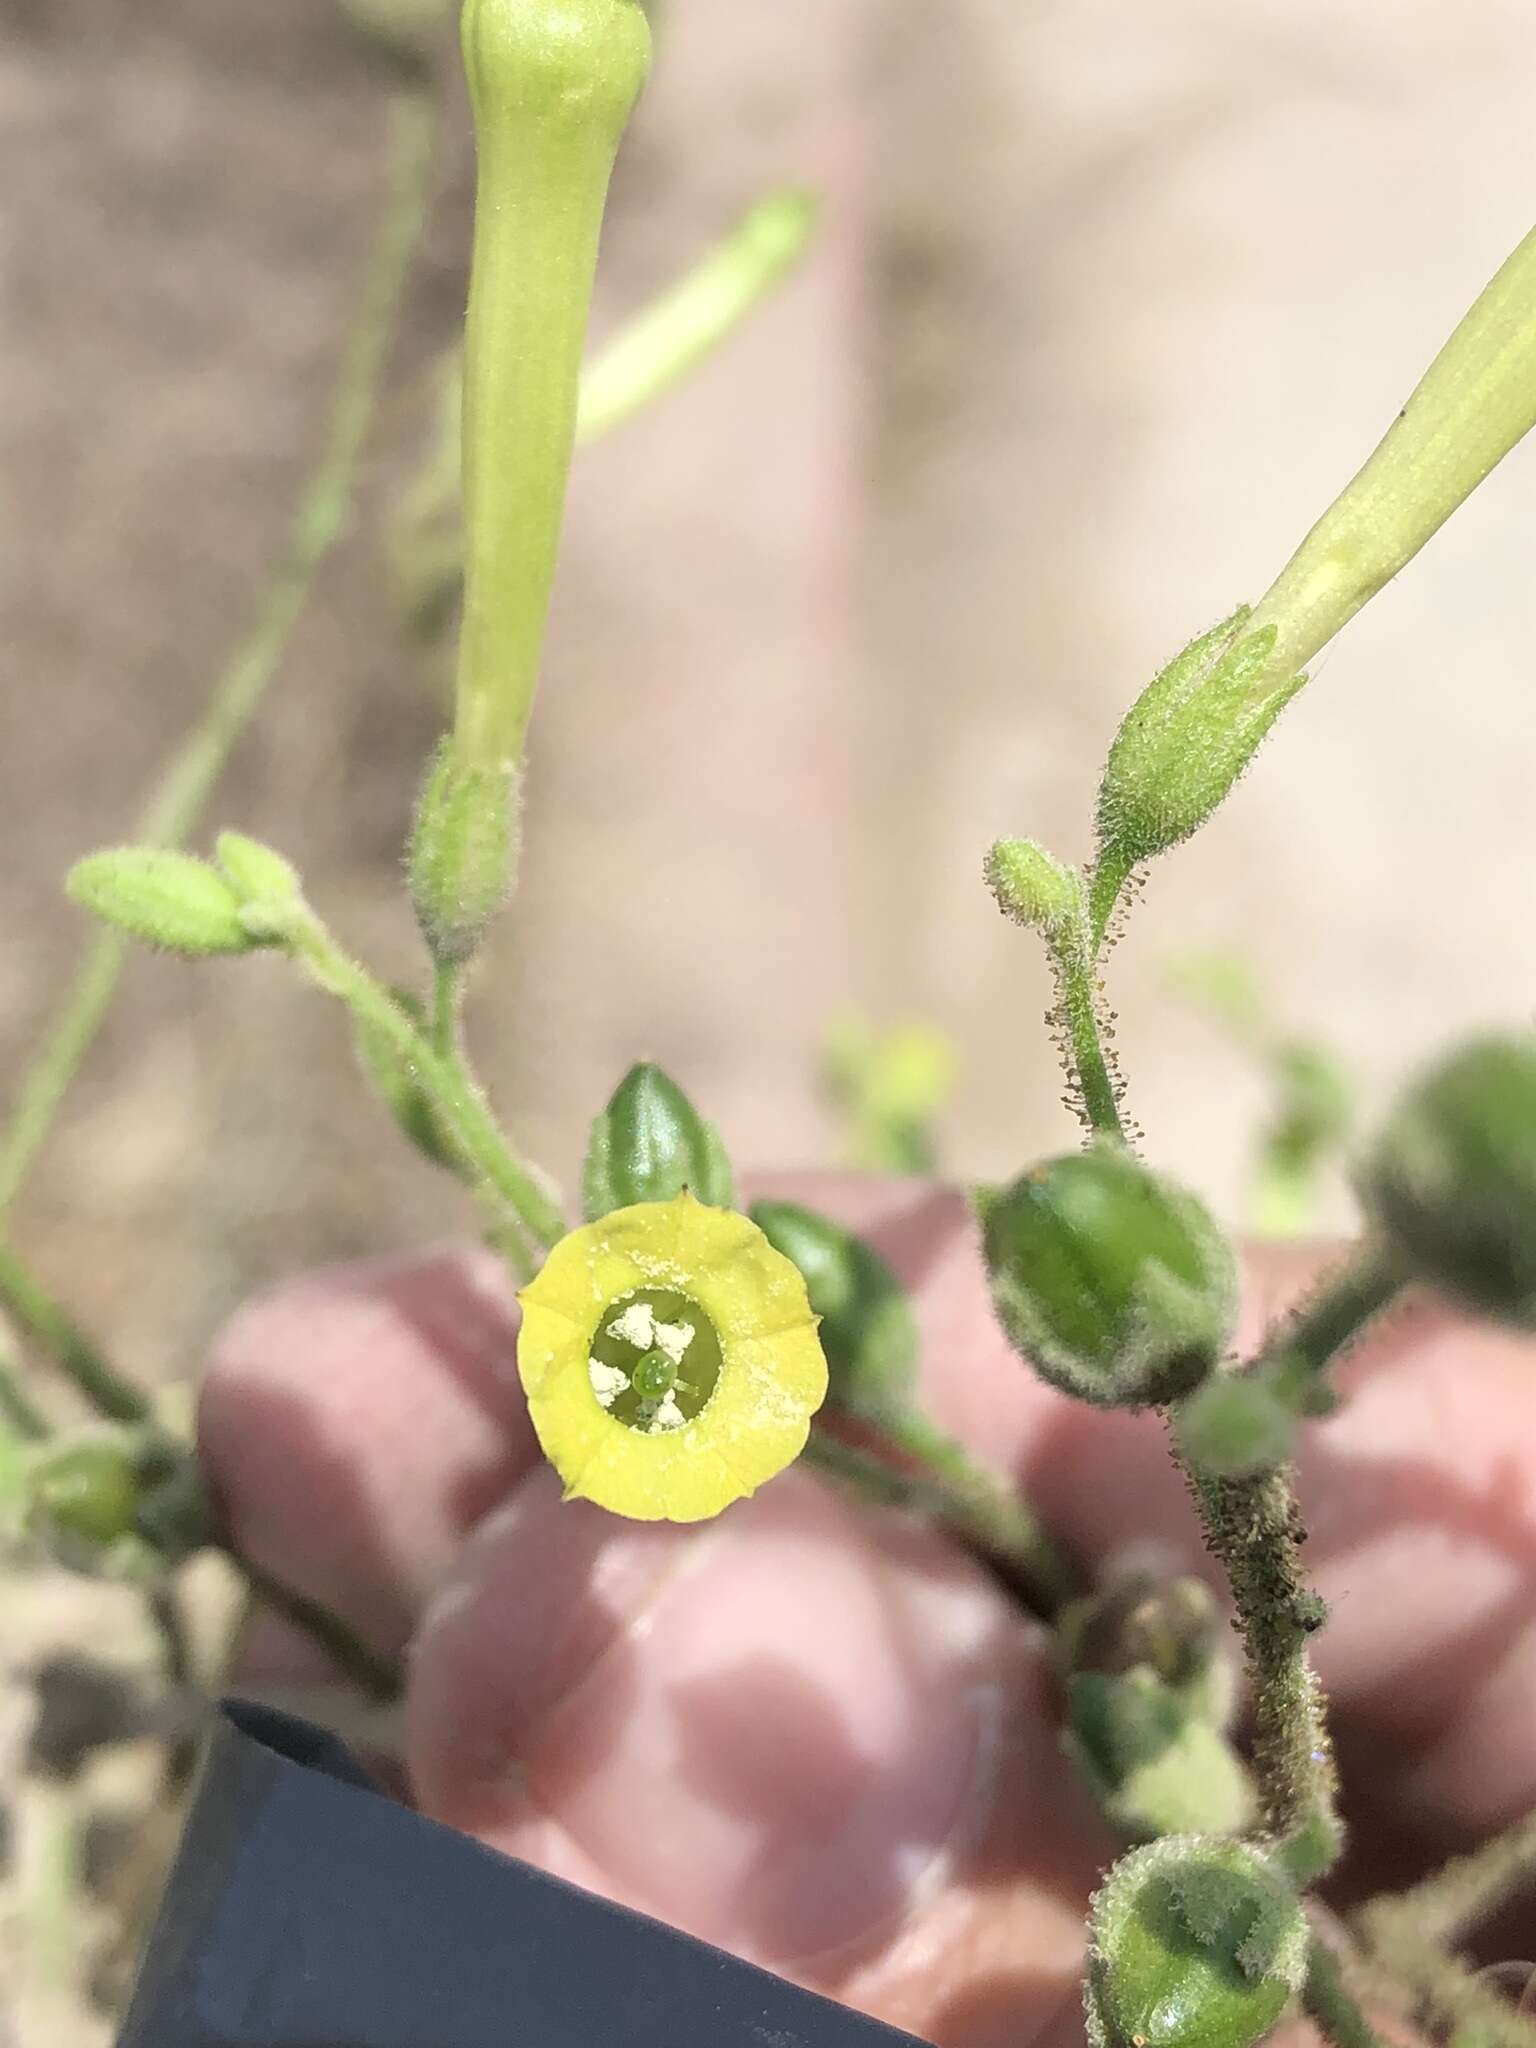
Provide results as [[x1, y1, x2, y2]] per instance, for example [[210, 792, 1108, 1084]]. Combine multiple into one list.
[[3, 1, 1536, 2039]]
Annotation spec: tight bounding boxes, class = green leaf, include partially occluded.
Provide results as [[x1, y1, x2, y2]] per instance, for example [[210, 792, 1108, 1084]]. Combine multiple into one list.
[[67, 849, 257, 957]]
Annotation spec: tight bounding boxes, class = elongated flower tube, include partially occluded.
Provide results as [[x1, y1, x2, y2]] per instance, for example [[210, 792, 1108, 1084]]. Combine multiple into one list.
[[455, 0, 651, 774], [1248, 222, 1536, 678], [517, 1196, 828, 1522]]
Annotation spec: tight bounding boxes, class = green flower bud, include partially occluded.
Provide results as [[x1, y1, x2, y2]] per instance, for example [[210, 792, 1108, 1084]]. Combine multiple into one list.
[[749, 1201, 919, 1423], [408, 740, 521, 966], [982, 1142, 1237, 1407], [1066, 1669, 1256, 1840], [582, 1063, 735, 1221], [984, 839, 1085, 946], [1096, 611, 1303, 870], [216, 831, 306, 942], [1176, 1366, 1304, 1478], [67, 849, 258, 958], [27, 1434, 148, 1575], [1087, 1838, 1309, 2048], [1362, 1034, 1536, 1327], [26, 1431, 206, 1578]]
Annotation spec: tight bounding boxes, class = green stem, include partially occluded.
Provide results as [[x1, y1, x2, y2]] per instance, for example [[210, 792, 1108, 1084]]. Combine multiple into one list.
[[1247, 1245, 1403, 1393], [287, 911, 566, 1252], [0, 1246, 152, 1425], [1304, 1937, 1393, 2048], [230, 1547, 402, 1703], [0, 89, 439, 1228], [431, 956, 465, 1056], [805, 1426, 1075, 1622], [0, 1344, 51, 1439], [883, 1409, 1079, 1618], [1357, 1808, 1536, 1950], [1175, 1436, 1343, 1883], [1054, 943, 1127, 1141], [1357, 1922, 1536, 2048]]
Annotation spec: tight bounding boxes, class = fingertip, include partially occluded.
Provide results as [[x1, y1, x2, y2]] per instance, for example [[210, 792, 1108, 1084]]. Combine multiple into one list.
[[407, 1463, 1041, 1974], [200, 1243, 536, 1653]]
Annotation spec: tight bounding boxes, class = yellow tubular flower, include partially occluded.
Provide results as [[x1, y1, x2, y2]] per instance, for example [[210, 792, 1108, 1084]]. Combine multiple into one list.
[[517, 1195, 829, 1523]]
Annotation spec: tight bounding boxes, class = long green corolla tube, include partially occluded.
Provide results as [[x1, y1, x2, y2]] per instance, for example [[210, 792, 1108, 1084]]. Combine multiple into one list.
[[1249, 223, 1536, 675], [455, 0, 652, 772]]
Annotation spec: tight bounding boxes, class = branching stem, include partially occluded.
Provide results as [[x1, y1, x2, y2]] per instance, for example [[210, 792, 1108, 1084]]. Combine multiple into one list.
[[1175, 1436, 1343, 1883]]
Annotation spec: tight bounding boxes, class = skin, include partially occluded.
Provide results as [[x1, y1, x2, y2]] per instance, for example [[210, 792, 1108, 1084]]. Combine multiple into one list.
[[197, 1173, 1536, 2048]]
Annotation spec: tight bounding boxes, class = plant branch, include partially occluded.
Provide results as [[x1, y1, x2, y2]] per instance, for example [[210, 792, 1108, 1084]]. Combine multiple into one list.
[[1174, 1436, 1343, 1883], [1244, 1245, 1404, 1395], [1357, 1808, 1536, 1951], [0, 87, 439, 1227], [0, 1342, 51, 1439], [1357, 1918, 1536, 2048], [805, 1425, 1076, 1622], [0, 1246, 152, 1425], [228, 1548, 402, 1704], [1304, 1936, 1394, 2048], [285, 911, 566, 1253], [1053, 941, 1128, 1142], [881, 1407, 1079, 1618]]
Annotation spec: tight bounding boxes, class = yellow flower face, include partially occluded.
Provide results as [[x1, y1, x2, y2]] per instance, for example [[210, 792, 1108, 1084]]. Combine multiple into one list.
[[517, 1195, 829, 1523]]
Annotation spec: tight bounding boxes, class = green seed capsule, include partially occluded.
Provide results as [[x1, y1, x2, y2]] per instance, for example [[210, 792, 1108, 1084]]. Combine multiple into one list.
[[982, 1141, 1236, 1408], [1086, 1838, 1309, 2048], [1362, 1033, 1536, 1328]]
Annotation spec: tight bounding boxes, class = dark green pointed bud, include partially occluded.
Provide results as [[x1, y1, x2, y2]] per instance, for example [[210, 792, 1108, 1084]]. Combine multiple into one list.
[[67, 849, 258, 957], [1066, 1669, 1256, 1840], [1057, 1573, 1235, 1729], [1362, 1033, 1536, 1328], [1087, 1838, 1309, 2048], [1097, 611, 1303, 869], [749, 1201, 919, 1423], [353, 990, 458, 1171], [216, 831, 306, 942], [408, 740, 521, 966], [984, 839, 1085, 946], [982, 1142, 1237, 1408], [582, 1063, 735, 1221]]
